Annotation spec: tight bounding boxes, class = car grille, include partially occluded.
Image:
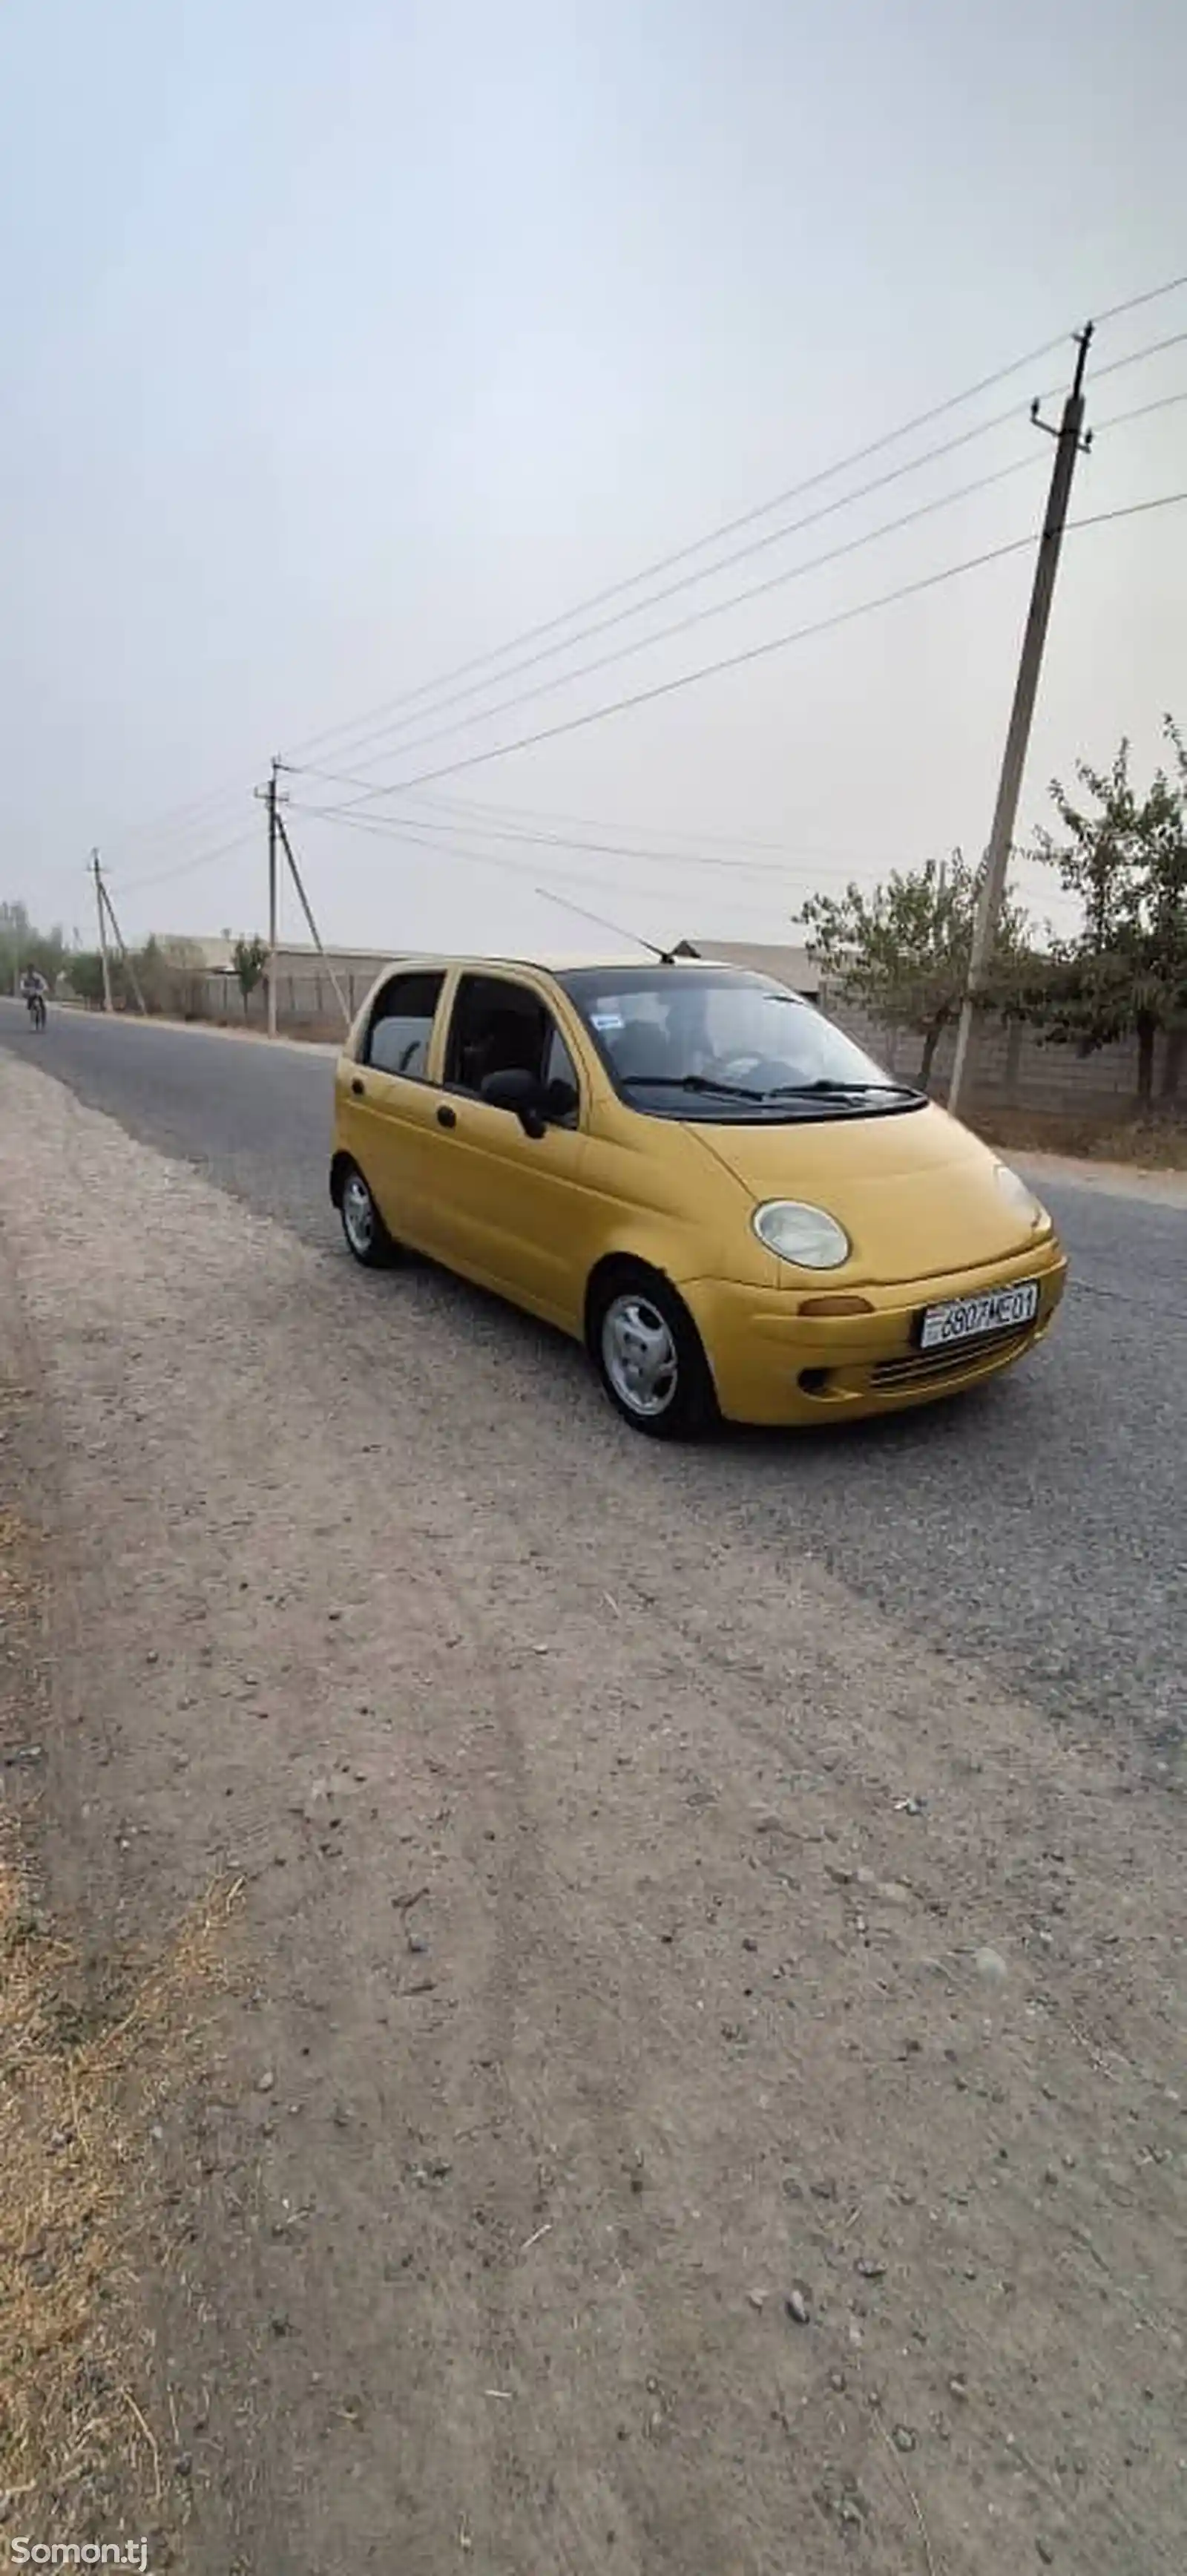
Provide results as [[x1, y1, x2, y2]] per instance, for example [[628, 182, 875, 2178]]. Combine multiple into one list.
[[870, 1324, 1036, 1393]]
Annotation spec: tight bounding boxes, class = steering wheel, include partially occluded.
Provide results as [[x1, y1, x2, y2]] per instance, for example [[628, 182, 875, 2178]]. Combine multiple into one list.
[[717, 1054, 796, 1090]]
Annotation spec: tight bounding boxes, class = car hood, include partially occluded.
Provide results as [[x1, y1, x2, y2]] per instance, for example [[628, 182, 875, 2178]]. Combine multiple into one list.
[[688, 1101, 1045, 1283]]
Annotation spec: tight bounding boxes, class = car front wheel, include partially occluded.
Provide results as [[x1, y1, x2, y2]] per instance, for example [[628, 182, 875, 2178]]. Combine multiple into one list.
[[591, 1265, 718, 1440]]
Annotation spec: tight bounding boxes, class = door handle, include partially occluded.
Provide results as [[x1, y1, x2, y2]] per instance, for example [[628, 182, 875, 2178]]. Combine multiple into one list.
[[436, 1104, 457, 1130], [351, 1078, 365, 1098]]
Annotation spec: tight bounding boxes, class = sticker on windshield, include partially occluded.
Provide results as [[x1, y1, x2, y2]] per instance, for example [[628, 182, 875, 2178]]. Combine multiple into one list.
[[590, 1010, 625, 1032]]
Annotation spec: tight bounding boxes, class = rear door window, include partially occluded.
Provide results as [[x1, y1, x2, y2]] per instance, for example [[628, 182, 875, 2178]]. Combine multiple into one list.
[[364, 971, 445, 1078]]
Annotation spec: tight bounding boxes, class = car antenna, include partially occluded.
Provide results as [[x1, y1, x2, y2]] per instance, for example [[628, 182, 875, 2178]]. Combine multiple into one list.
[[534, 884, 677, 965]]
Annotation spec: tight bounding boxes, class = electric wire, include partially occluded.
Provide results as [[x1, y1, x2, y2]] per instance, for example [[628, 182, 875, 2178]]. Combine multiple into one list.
[[285, 796, 866, 883], [350, 491, 1187, 799], [98, 280, 1187, 885], [283, 409, 1044, 778], [290, 449, 1048, 811], [278, 330, 1077, 771]]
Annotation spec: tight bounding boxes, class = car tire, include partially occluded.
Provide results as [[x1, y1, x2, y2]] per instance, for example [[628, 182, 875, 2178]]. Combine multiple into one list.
[[338, 1161, 398, 1268], [590, 1263, 719, 1441]]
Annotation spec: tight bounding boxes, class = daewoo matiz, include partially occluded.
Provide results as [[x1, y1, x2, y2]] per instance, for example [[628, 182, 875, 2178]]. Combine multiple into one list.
[[330, 955, 1067, 1438]]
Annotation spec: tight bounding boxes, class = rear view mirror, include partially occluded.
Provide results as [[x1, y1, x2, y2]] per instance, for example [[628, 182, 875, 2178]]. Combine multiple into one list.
[[480, 1066, 547, 1137]]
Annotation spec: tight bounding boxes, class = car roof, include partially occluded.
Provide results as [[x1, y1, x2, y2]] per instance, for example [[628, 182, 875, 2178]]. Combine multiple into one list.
[[375, 952, 754, 976]]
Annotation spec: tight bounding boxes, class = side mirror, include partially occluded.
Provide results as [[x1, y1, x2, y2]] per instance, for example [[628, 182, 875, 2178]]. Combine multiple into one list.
[[479, 1065, 547, 1137]]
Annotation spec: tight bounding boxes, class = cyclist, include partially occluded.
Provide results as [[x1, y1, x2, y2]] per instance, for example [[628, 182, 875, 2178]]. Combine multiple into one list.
[[19, 965, 48, 1030]]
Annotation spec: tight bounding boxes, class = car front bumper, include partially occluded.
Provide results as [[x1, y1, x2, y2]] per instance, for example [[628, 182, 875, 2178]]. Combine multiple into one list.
[[681, 1238, 1068, 1428]]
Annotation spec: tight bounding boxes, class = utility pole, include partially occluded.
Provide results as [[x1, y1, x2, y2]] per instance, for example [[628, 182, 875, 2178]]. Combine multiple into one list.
[[274, 806, 352, 1032], [98, 875, 147, 1015], [947, 325, 1094, 1116], [91, 850, 114, 1014], [254, 761, 281, 1036], [266, 758, 279, 1038]]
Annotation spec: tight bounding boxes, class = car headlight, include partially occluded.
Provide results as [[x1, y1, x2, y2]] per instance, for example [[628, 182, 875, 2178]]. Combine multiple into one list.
[[993, 1163, 1045, 1228], [753, 1200, 850, 1269]]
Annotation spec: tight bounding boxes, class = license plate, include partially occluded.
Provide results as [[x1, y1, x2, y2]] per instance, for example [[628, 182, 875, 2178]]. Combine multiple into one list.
[[918, 1279, 1040, 1351]]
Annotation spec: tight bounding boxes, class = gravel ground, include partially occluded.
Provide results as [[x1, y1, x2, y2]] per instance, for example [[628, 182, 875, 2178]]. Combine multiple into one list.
[[1, 1054, 1183, 2576], [1, 999, 1183, 1754]]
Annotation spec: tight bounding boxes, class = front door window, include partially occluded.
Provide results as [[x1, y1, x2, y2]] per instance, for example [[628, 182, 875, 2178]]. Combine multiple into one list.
[[445, 976, 580, 1127]]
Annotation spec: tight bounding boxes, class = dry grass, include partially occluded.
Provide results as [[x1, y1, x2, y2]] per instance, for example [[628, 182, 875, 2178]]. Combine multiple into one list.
[[971, 1103, 1187, 1171], [0, 1507, 235, 2532]]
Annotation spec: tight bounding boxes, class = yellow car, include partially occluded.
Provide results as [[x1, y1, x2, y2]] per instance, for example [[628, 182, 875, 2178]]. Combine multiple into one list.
[[330, 954, 1067, 1438]]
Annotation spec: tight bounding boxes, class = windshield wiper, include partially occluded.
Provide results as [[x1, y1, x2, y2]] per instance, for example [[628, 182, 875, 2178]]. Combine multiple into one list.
[[766, 1078, 921, 1099], [621, 1072, 769, 1103]]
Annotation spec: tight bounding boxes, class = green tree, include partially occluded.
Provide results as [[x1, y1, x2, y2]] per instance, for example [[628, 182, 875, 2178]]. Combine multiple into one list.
[[232, 933, 269, 1017], [64, 948, 134, 1009], [1020, 721, 1187, 1107], [134, 936, 189, 1016], [0, 901, 33, 991], [800, 851, 1030, 1087], [0, 902, 68, 992]]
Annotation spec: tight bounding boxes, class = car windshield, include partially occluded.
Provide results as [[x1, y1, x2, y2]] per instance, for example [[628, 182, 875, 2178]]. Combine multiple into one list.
[[558, 967, 923, 1123]]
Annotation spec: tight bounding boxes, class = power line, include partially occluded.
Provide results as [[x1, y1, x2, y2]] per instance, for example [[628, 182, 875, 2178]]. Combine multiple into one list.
[[286, 795, 873, 884], [116, 827, 260, 900], [361, 490, 1187, 799], [108, 456, 1187, 915], [119, 430, 1181, 925], [285, 406, 1041, 780], [279, 330, 1075, 774], [290, 382, 1183, 808], [1094, 272, 1187, 326], [1094, 385, 1187, 434], [106, 376, 1179, 901], [284, 797, 841, 915], [289, 357, 1187, 809], [111, 766, 908, 911], [1091, 325, 1187, 384], [306, 775, 878, 863], [94, 278, 1187, 873], [289, 799, 792, 875], [288, 800, 687, 899], [399, 783, 867, 857], [100, 777, 257, 859], [292, 449, 1046, 812], [275, 296, 1187, 779], [1030, 324, 1187, 412]]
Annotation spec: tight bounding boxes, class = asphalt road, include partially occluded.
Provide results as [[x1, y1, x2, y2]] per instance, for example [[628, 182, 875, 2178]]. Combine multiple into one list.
[[4, 999, 1184, 1755]]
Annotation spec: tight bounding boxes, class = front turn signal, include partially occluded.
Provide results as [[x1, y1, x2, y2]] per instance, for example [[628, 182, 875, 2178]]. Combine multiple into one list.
[[797, 1293, 874, 1316]]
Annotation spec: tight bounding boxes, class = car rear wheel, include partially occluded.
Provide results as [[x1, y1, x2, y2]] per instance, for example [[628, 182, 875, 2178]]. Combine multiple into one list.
[[591, 1265, 718, 1441], [338, 1163, 397, 1268]]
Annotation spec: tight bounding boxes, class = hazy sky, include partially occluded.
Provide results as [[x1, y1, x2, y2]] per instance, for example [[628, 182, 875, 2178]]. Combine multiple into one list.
[[2, 0, 1185, 960]]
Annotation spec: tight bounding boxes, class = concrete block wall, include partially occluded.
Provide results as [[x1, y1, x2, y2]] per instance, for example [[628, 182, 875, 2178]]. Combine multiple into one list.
[[822, 987, 1177, 1116], [191, 970, 365, 1032]]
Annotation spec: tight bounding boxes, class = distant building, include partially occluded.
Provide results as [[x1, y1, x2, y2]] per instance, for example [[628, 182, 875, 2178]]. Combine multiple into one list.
[[153, 935, 395, 984], [680, 937, 820, 1000], [155, 934, 237, 973]]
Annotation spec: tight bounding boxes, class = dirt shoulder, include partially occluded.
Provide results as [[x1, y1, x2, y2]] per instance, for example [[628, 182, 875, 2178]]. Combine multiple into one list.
[[1, 1056, 1183, 2576], [1013, 1147, 1187, 1208], [0, 1274, 231, 2560], [972, 1103, 1187, 1184]]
